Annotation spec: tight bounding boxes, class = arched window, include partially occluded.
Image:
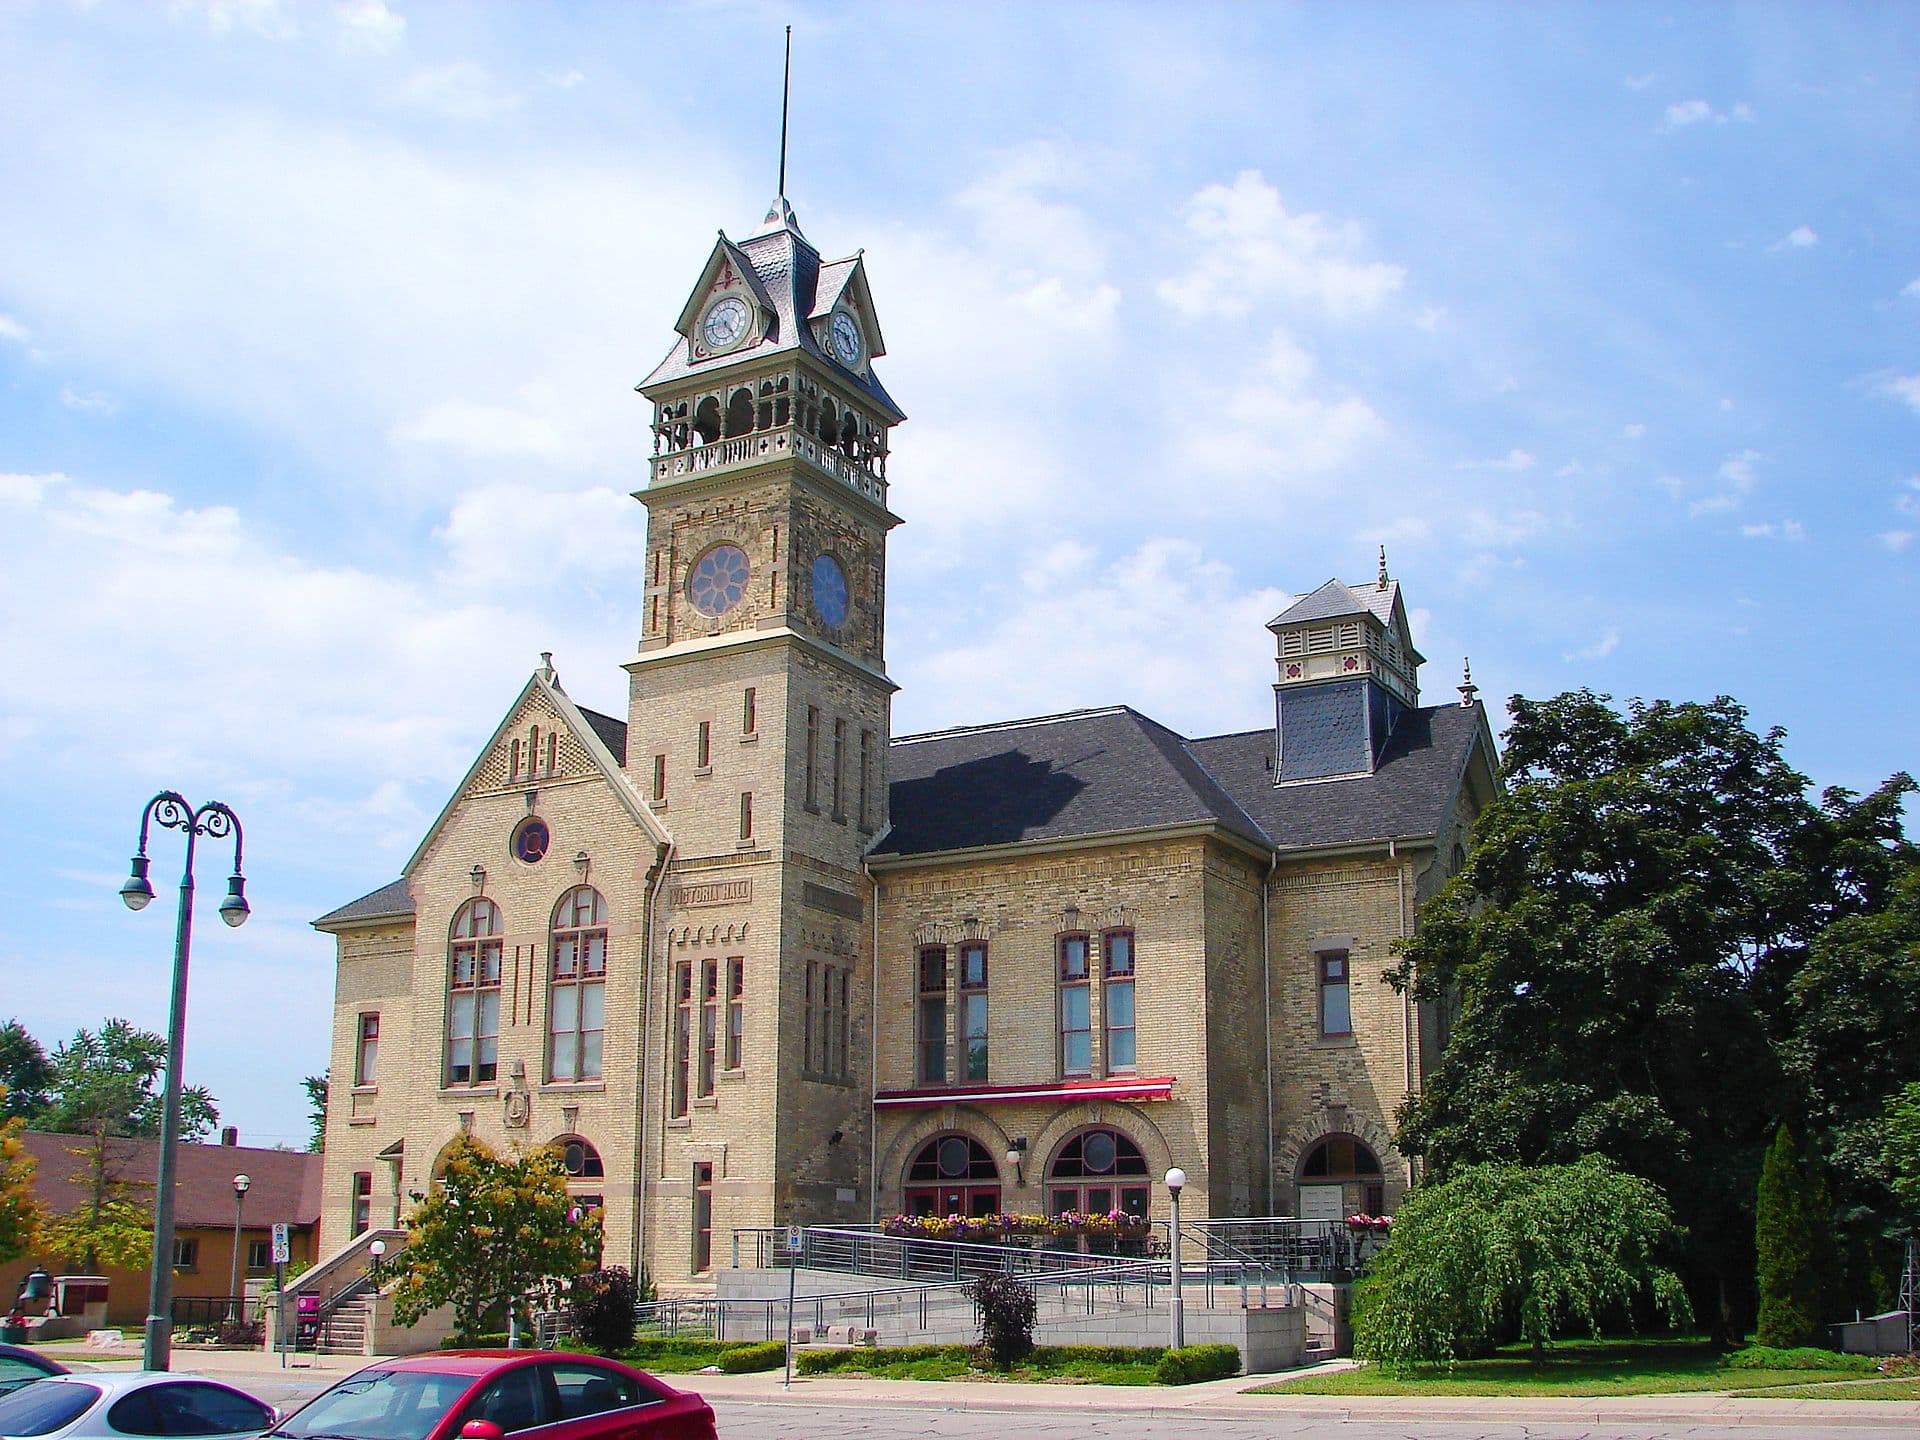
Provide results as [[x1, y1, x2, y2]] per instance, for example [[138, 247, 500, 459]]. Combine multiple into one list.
[[817, 397, 838, 445], [725, 387, 754, 438], [447, 899, 502, 1085], [1046, 1128, 1150, 1221], [549, 886, 607, 1082], [694, 396, 722, 445], [553, 1134, 605, 1179], [1297, 1133, 1385, 1219], [903, 1134, 1001, 1219]]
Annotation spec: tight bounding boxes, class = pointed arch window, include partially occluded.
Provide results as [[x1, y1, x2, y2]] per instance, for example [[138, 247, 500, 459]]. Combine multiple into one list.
[[447, 899, 503, 1085], [549, 886, 608, 1082]]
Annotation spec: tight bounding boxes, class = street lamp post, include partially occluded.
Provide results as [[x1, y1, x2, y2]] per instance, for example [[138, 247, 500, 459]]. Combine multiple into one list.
[[1165, 1167, 1186, 1351], [120, 791, 250, 1372], [228, 1174, 251, 1323]]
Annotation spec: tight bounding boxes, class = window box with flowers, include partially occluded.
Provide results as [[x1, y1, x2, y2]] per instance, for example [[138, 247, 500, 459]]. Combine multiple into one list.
[[882, 1210, 1153, 1243]]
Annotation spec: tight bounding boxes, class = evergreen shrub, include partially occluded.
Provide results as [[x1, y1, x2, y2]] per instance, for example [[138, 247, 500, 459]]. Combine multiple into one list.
[[1154, 1344, 1240, 1384]]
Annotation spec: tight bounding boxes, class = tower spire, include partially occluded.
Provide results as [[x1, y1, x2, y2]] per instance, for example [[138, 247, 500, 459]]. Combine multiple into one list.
[[1377, 545, 1389, 589], [777, 25, 792, 199], [1458, 657, 1478, 709]]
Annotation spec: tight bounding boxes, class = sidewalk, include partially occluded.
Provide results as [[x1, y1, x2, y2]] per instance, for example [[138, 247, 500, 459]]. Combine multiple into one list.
[[43, 1343, 1920, 1431]]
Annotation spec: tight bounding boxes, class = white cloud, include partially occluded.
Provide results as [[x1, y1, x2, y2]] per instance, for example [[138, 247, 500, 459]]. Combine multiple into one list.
[[1453, 448, 1536, 473], [1624, 73, 1657, 90], [170, 0, 295, 37], [1740, 519, 1805, 540], [0, 314, 29, 345], [1177, 332, 1385, 493], [900, 537, 1288, 737], [434, 482, 648, 594], [394, 390, 591, 465], [1903, 277, 1920, 300], [1687, 447, 1765, 514], [1563, 627, 1621, 662], [1878, 375, 1920, 414], [1158, 170, 1405, 319], [334, 0, 405, 53], [396, 62, 519, 120], [545, 69, 587, 90], [1663, 98, 1755, 129], [1463, 508, 1549, 547], [1768, 224, 1819, 253], [58, 386, 116, 415], [1622, 422, 1646, 439], [1880, 531, 1915, 552]]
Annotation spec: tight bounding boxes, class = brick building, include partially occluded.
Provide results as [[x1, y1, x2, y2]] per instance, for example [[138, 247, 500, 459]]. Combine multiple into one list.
[[313, 192, 1498, 1287]]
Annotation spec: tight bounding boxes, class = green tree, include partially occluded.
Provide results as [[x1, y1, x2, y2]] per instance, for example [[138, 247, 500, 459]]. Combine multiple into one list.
[[38, 1019, 220, 1141], [1883, 1082, 1920, 1219], [1754, 1124, 1832, 1347], [0, 1088, 43, 1264], [0, 1022, 54, 1123], [304, 1074, 328, 1153], [1391, 691, 1908, 1336], [1353, 1158, 1691, 1373], [37, 1126, 153, 1273], [390, 1136, 600, 1343]]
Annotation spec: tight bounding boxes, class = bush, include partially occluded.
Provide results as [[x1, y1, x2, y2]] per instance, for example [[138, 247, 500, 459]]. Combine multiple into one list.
[[569, 1267, 639, 1355], [967, 1274, 1036, 1369], [797, 1345, 966, 1374], [1726, 1344, 1875, 1372], [1754, 1125, 1832, 1350], [215, 1321, 263, 1347], [717, 1340, 787, 1373], [441, 1333, 509, 1349], [1154, 1344, 1240, 1384], [1032, 1344, 1164, 1365]]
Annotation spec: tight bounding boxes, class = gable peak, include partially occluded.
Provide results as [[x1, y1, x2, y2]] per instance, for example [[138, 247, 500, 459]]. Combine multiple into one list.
[[753, 194, 806, 240]]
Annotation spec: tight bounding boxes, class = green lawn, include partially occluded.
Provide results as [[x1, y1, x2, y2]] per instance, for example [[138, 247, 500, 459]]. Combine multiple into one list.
[[1737, 1380, 1920, 1401], [1250, 1337, 1880, 1398], [797, 1343, 1167, 1385]]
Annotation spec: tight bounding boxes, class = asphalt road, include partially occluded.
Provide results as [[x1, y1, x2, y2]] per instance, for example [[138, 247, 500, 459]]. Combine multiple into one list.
[[706, 1396, 1915, 1439]]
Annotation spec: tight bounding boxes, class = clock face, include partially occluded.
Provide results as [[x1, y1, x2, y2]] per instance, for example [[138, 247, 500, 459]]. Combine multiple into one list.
[[811, 553, 849, 630], [829, 311, 862, 366], [700, 295, 751, 351], [688, 544, 750, 617]]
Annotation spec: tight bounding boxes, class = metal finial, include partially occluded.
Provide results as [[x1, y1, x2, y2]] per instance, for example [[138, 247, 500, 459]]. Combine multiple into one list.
[[1459, 657, 1478, 708], [1377, 545, 1389, 588], [777, 25, 792, 199]]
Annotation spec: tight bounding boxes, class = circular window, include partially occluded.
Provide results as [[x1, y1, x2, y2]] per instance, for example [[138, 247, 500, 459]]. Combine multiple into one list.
[[1081, 1131, 1118, 1175], [512, 818, 549, 864], [688, 544, 750, 617], [936, 1136, 973, 1179], [811, 554, 848, 630]]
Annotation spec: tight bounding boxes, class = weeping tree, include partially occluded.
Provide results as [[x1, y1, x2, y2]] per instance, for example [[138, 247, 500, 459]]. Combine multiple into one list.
[[1353, 1157, 1691, 1373]]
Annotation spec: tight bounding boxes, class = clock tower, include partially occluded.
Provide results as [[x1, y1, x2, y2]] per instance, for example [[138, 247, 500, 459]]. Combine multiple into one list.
[[627, 194, 902, 1264]]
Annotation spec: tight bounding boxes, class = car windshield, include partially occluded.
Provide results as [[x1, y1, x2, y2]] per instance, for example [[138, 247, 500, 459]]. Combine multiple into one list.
[[271, 1370, 474, 1440], [0, 1381, 100, 1436]]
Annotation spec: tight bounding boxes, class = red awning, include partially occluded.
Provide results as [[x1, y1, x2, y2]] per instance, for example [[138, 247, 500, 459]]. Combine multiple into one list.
[[874, 1076, 1175, 1108]]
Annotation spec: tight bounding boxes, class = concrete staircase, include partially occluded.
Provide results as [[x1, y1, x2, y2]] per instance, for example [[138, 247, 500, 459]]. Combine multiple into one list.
[[308, 1295, 374, 1356]]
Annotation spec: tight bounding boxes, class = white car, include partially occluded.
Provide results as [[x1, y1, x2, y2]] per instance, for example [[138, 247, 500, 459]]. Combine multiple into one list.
[[0, 1372, 276, 1440]]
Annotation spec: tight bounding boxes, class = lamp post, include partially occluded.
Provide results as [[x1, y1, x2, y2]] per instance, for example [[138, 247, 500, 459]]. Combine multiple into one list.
[[227, 1173, 251, 1322], [120, 791, 249, 1372], [368, 1239, 387, 1287], [1164, 1167, 1186, 1351]]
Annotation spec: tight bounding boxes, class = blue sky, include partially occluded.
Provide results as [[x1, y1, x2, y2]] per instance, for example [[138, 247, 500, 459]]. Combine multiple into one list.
[[1, 1, 1915, 1152]]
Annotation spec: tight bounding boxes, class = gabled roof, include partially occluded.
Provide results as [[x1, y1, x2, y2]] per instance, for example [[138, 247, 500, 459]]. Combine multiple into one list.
[[872, 706, 1271, 859], [313, 877, 412, 929], [640, 199, 902, 420], [1188, 702, 1491, 850], [22, 1131, 323, 1228], [1269, 576, 1399, 629]]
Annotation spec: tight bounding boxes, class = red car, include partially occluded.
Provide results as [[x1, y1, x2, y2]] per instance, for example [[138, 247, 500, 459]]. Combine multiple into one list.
[[268, 1352, 715, 1440]]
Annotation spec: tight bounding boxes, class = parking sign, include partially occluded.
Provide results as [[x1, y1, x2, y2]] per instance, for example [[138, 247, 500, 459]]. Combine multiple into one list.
[[271, 1222, 290, 1264], [786, 1224, 802, 1253]]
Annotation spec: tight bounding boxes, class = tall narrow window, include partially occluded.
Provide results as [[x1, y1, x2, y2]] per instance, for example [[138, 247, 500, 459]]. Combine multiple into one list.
[[545, 730, 557, 774], [692, 1162, 713, 1273], [831, 717, 847, 820], [696, 721, 711, 769], [698, 959, 719, 1097], [351, 1172, 372, 1238], [805, 705, 820, 809], [509, 739, 522, 780], [671, 961, 693, 1117], [725, 959, 745, 1070], [1318, 950, 1352, 1037], [858, 728, 873, 828], [354, 1012, 379, 1086], [447, 899, 503, 1085], [803, 962, 815, 1073], [1103, 930, 1136, 1074], [957, 941, 989, 1082], [739, 792, 753, 842], [549, 886, 608, 1082], [651, 754, 666, 803], [837, 966, 852, 1079], [917, 945, 948, 1084], [742, 687, 757, 735], [825, 968, 841, 1078], [1059, 933, 1091, 1077]]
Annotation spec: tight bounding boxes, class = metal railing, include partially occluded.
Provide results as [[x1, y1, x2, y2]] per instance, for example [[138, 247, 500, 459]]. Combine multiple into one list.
[[1180, 1218, 1376, 1279], [732, 1225, 1174, 1282]]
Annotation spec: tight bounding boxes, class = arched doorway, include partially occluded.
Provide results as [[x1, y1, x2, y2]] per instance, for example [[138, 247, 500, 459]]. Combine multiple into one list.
[[1045, 1128, 1151, 1221], [903, 1134, 1002, 1218], [1296, 1133, 1385, 1221]]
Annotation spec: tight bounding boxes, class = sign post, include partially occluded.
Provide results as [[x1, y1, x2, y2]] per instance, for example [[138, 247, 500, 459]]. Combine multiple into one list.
[[270, 1225, 290, 1368], [782, 1225, 802, 1390]]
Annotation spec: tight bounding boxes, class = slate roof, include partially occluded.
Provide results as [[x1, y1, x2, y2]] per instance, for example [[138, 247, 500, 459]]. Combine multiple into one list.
[[873, 706, 1271, 859], [639, 199, 902, 418], [313, 876, 413, 927], [22, 1131, 322, 1228], [580, 705, 627, 765], [1188, 702, 1486, 850], [1268, 576, 1400, 629]]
